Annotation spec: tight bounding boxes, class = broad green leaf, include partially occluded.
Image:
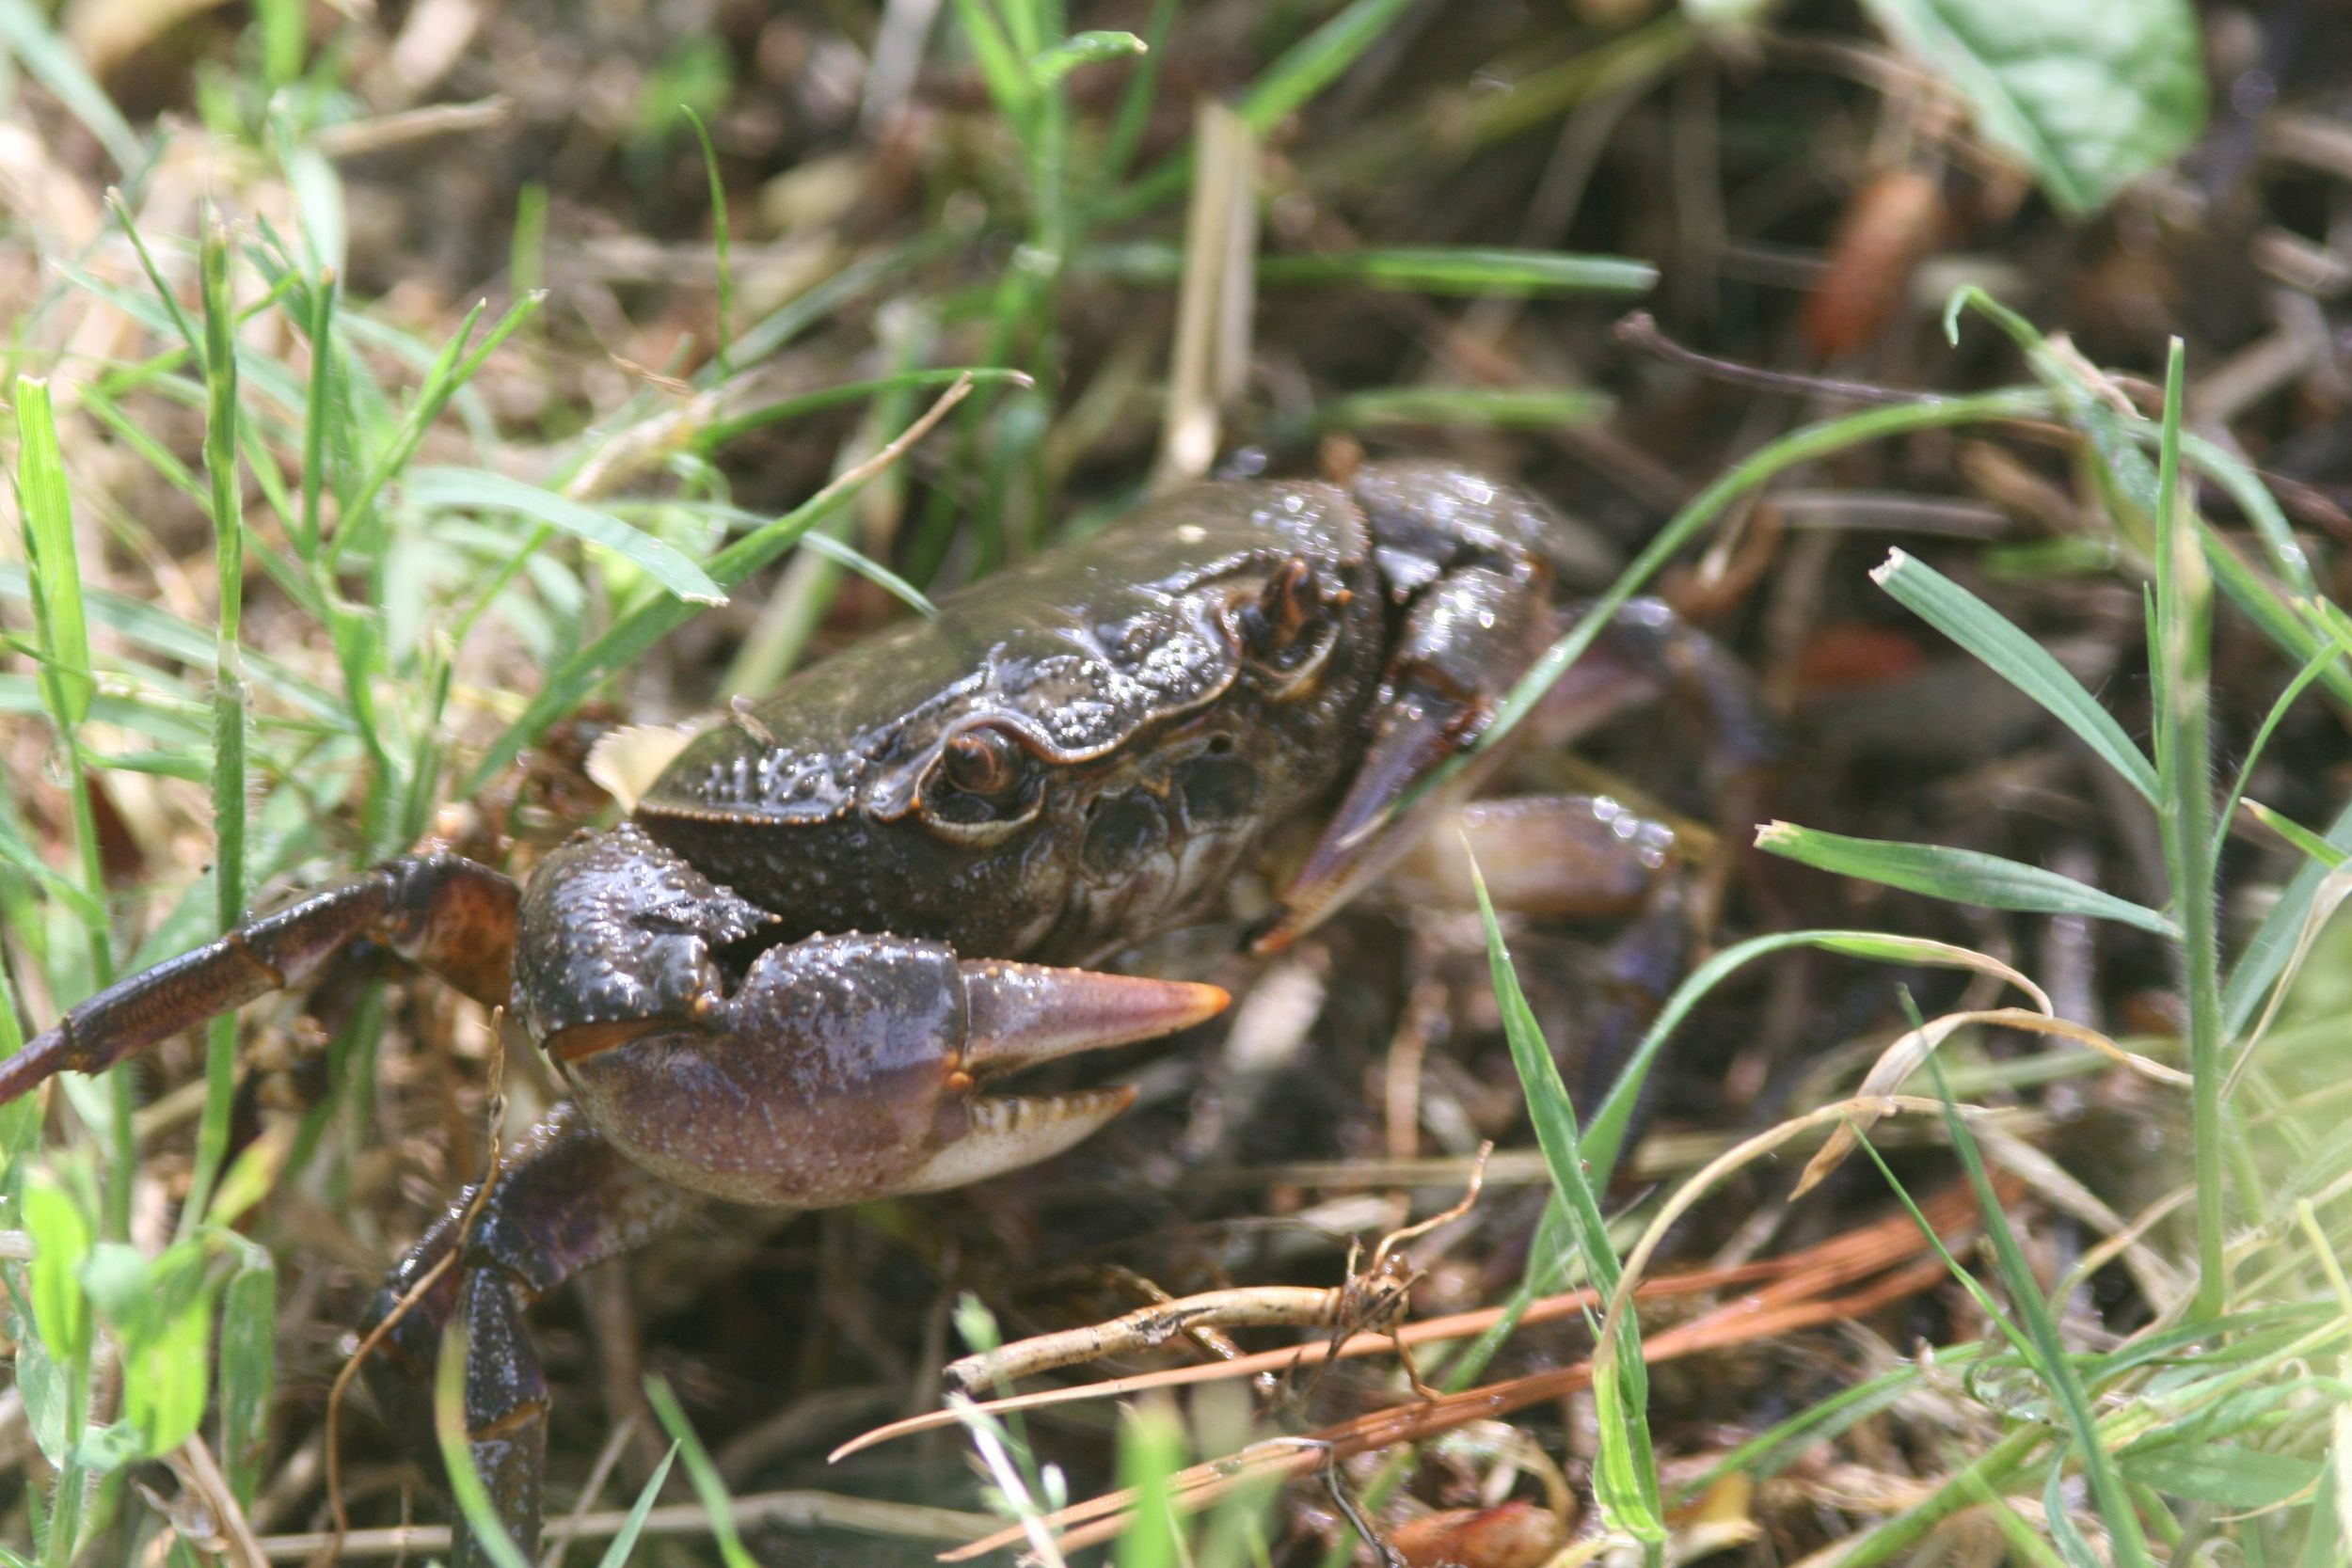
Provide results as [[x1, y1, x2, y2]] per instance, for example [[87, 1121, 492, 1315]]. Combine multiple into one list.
[[120, 1290, 211, 1456], [24, 1180, 92, 1366], [12, 1331, 73, 1465], [2122, 1443, 2322, 1510], [1756, 821, 2179, 937], [1862, 0, 2205, 215], [219, 1254, 277, 1504], [405, 467, 725, 605]]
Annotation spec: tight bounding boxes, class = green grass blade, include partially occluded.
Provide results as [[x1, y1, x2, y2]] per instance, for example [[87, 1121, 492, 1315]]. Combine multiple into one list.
[[2214, 642, 2340, 862], [1756, 822, 2179, 938], [1872, 548, 2157, 803], [682, 107, 735, 378], [433, 1323, 533, 1568], [1112, 1402, 1185, 1568], [1258, 246, 1654, 295], [468, 379, 970, 791], [0, 0, 141, 169], [1928, 1055, 2154, 1568], [2146, 339, 2229, 1322], [692, 367, 1030, 452], [1470, 388, 2054, 784], [2242, 801, 2348, 869], [12, 379, 93, 728], [2221, 797, 2352, 1035], [644, 1376, 756, 1568], [1470, 860, 1664, 1545], [1585, 927, 2046, 1187], [405, 468, 725, 604], [180, 217, 250, 1242], [1032, 29, 1145, 87], [591, 1442, 680, 1568], [1105, 0, 1416, 219], [1311, 385, 1610, 432]]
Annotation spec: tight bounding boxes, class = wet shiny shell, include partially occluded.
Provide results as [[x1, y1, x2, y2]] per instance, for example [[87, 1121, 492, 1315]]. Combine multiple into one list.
[[635, 480, 1390, 964]]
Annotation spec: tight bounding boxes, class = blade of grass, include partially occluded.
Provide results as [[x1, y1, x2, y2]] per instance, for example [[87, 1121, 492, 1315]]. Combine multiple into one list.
[[2214, 641, 2341, 861], [643, 1376, 756, 1568], [2146, 340, 2229, 1322], [179, 218, 250, 1241], [434, 1323, 533, 1568], [1104, 0, 1418, 220], [1310, 385, 1611, 433], [403, 468, 724, 605], [592, 1444, 680, 1568], [1872, 548, 2157, 803], [469, 374, 970, 790], [0, 0, 141, 169], [1927, 1052, 2154, 1567], [12, 381, 93, 729], [681, 107, 735, 379], [12, 375, 124, 1240], [1469, 857, 1664, 1549], [1756, 821, 2179, 938], [1585, 928, 2049, 1187]]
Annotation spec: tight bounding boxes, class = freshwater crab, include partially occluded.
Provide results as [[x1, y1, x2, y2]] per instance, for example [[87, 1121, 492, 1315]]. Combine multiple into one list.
[[0, 460, 1756, 1562]]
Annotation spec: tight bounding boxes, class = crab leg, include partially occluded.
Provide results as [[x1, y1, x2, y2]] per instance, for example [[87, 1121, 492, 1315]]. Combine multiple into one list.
[[1384, 795, 1683, 917], [0, 855, 518, 1104], [361, 1106, 700, 1568]]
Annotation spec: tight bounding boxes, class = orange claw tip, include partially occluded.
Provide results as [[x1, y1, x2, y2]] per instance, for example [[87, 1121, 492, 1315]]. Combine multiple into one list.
[[959, 963, 1229, 1077]]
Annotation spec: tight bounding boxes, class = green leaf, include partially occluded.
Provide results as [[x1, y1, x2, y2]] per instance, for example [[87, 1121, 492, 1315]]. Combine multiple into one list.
[[1113, 1402, 1186, 1568], [1470, 863, 1664, 1545], [1860, 0, 2206, 215], [2244, 800, 2349, 871], [2122, 1443, 2321, 1510], [593, 1443, 679, 1568], [1872, 549, 2156, 803], [13, 379, 94, 728], [12, 1329, 74, 1465], [405, 467, 725, 605], [1933, 1056, 2153, 1568], [217, 1248, 277, 1507], [1756, 821, 2179, 937], [1313, 385, 1611, 432], [434, 1322, 535, 1568], [1031, 30, 1146, 87], [0, 0, 142, 170], [120, 1284, 212, 1456], [644, 1375, 757, 1568], [24, 1179, 93, 1366]]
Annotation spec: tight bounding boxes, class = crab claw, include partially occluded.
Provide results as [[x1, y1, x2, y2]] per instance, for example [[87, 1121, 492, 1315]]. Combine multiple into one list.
[[553, 932, 1225, 1210]]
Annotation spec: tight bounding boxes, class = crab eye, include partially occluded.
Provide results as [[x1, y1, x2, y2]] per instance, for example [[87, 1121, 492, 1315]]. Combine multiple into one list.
[[942, 727, 1024, 797], [923, 725, 1045, 843], [1239, 558, 1346, 684]]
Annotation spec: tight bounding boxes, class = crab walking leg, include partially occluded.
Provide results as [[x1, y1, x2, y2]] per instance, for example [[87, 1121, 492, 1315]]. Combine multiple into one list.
[[361, 1107, 702, 1568], [0, 855, 519, 1103], [1384, 795, 1684, 918], [1258, 462, 1768, 951]]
